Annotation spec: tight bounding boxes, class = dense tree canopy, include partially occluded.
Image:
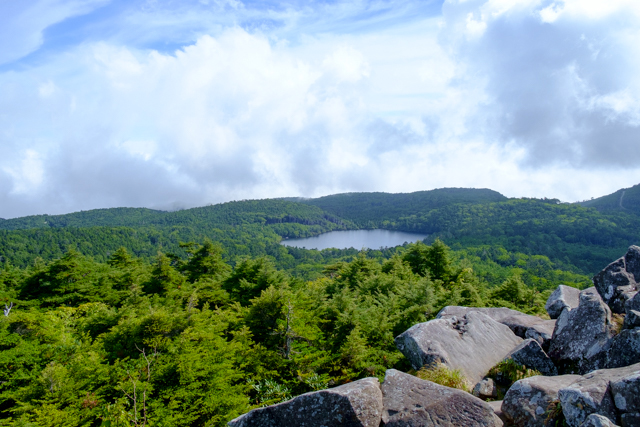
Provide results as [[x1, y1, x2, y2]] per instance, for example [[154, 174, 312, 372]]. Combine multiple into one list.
[[0, 239, 589, 425]]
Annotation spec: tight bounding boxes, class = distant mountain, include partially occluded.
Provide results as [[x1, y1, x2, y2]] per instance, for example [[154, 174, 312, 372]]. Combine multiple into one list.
[[1, 187, 640, 275], [301, 188, 507, 226], [580, 183, 640, 215]]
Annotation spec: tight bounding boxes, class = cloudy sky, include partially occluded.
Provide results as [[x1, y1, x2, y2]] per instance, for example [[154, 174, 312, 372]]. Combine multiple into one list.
[[1, 0, 640, 218]]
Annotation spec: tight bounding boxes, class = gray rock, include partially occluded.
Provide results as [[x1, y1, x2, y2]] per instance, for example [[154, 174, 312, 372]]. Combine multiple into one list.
[[549, 287, 615, 374], [594, 246, 640, 314], [546, 285, 581, 319], [473, 378, 498, 400], [227, 377, 383, 427], [437, 306, 525, 322], [605, 328, 640, 369], [623, 310, 640, 330], [558, 363, 640, 427], [610, 366, 640, 424], [437, 306, 555, 350], [488, 401, 508, 425], [396, 311, 523, 387], [501, 375, 580, 427], [501, 314, 556, 352], [581, 414, 620, 427], [504, 338, 558, 376], [381, 369, 502, 427]]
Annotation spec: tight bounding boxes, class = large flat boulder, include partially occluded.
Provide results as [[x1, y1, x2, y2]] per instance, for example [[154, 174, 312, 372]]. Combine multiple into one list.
[[381, 369, 502, 427], [546, 285, 581, 319], [501, 375, 580, 427], [437, 306, 555, 351], [548, 287, 615, 374], [593, 246, 640, 314], [396, 311, 523, 386], [558, 363, 640, 427], [227, 377, 383, 427], [504, 338, 558, 376]]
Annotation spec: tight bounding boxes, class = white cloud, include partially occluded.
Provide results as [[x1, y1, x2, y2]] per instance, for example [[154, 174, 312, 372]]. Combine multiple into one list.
[[1, 1, 640, 218]]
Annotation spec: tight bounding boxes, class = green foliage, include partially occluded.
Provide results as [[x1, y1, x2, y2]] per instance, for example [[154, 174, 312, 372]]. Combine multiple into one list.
[[415, 363, 470, 392], [488, 359, 541, 386], [0, 231, 616, 425]]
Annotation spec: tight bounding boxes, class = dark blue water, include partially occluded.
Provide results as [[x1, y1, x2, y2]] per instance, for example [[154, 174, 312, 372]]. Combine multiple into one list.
[[280, 229, 427, 250]]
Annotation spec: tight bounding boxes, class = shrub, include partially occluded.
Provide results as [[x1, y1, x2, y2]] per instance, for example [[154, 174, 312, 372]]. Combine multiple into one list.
[[488, 359, 540, 385]]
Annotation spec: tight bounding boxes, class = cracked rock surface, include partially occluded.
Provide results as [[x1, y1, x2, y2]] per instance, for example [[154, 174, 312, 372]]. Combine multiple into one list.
[[381, 369, 502, 427]]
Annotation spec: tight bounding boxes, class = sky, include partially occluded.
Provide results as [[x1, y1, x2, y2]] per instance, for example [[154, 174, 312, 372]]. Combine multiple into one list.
[[1, 0, 640, 218]]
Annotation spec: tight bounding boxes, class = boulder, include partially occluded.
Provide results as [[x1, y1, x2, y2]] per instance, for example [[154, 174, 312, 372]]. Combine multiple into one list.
[[581, 414, 620, 427], [381, 369, 502, 427], [548, 287, 615, 374], [488, 401, 508, 425], [605, 328, 640, 369], [546, 285, 581, 319], [501, 375, 580, 427], [473, 378, 498, 400], [396, 311, 523, 387], [437, 306, 555, 350], [623, 310, 640, 330], [593, 246, 640, 314], [227, 377, 383, 427], [610, 367, 640, 425], [558, 363, 640, 427], [501, 314, 556, 352], [504, 338, 558, 376]]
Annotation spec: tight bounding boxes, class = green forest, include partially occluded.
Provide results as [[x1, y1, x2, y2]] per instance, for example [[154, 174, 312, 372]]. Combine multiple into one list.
[[0, 185, 638, 425], [0, 238, 589, 425]]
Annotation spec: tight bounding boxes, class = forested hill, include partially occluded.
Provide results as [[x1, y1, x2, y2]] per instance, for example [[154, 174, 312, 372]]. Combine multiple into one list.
[[579, 183, 640, 215], [1, 187, 640, 275], [0, 200, 346, 231], [298, 188, 507, 227]]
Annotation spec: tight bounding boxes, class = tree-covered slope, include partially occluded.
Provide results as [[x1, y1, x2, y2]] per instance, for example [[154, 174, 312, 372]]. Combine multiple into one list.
[[0, 239, 589, 425], [580, 183, 640, 215], [1, 187, 640, 275], [299, 188, 507, 226]]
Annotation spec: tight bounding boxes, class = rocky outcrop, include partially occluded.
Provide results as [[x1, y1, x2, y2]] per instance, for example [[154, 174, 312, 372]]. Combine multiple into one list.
[[558, 363, 640, 427], [504, 338, 558, 376], [227, 377, 383, 427], [396, 311, 522, 386], [546, 285, 581, 319], [548, 287, 615, 374], [593, 246, 640, 314], [381, 369, 502, 426], [229, 247, 640, 427], [501, 374, 580, 427]]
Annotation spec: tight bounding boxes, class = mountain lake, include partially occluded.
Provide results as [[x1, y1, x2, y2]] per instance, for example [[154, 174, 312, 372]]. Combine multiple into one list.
[[279, 229, 428, 250]]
